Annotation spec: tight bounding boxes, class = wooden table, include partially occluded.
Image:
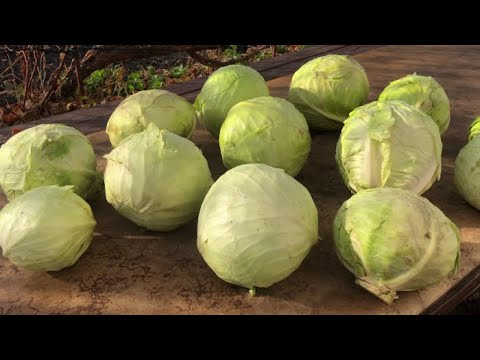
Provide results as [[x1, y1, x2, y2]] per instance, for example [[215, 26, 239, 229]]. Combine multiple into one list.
[[1, 45, 480, 314]]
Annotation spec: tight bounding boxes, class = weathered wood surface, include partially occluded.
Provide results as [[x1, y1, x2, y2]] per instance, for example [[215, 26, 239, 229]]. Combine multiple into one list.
[[0, 45, 383, 145], [1, 45, 480, 314]]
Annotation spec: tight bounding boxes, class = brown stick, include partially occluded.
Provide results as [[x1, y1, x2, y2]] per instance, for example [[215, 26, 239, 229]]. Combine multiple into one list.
[[73, 55, 85, 97], [37, 51, 67, 112]]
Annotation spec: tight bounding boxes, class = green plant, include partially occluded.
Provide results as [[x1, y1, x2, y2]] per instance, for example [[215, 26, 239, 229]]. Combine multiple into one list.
[[223, 45, 241, 59], [193, 64, 269, 139], [149, 74, 164, 89], [170, 64, 187, 79], [0, 185, 97, 272], [0, 124, 102, 201], [288, 54, 370, 130], [336, 100, 442, 195], [106, 89, 197, 147], [104, 124, 213, 231], [255, 51, 270, 62], [197, 163, 319, 293], [277, 45, 288, 54], [333, 187, 460, 304], [219, 96, 311, 176], [379, 74, 451, 135], [126, 71, 144, 94], [84, 68, 108, 95]]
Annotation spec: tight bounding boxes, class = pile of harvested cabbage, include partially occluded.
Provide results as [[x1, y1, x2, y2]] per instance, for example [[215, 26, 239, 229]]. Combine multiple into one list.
[[0, 56, 469, 305]]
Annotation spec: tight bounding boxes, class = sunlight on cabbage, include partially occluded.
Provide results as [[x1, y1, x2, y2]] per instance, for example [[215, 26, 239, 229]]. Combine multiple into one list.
[[106, 89, 197, 147], [193, 65, 269, 139], [288, 54, 369, 131], [379, 74, 450, 135], [104, 124, 213, 231], [333, 187, 460, 304], [454, 135, 480, 210], [0, 185, 97, 272], [197, 163, 318, 293], [0, 124, 102, 201], [219, 96, 311, 177], [336, 100, 442, 195]]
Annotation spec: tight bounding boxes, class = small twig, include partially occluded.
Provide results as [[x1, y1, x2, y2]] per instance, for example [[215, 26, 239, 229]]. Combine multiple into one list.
[[0, 55, 22, 78], [38, 52, 47, 90], [188, 45, 269, 69], [6, 53, 19, 94], [22, 48, 38, 107], [73, 55, 85, 97], [37, 51, 67, 112]]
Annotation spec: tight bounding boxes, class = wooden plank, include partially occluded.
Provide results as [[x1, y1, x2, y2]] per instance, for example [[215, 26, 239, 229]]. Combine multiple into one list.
[[1, 45, 478, 314], [423, 265, 480, 314]]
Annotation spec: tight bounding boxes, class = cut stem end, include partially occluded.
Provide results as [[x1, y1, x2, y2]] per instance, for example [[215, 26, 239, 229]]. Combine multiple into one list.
[[356, 278, 399, 305]]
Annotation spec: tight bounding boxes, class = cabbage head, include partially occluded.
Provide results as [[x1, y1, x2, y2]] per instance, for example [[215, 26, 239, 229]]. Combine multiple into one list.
[[288, 54, 369, 131], [454, 135, 480, 210], [333, 187, 460, 304], [336, 100, 442, 195], [0, 124, 101, 201], [219, 96, 311, 177], [0, 185, 96, 272], [104, 124, 213, 231], [379, 74, 450, 135], [197, 163, 318, 293], [468, 116, 480, 141], [193, 65, 269, 139], [106, 89, 197, 147]]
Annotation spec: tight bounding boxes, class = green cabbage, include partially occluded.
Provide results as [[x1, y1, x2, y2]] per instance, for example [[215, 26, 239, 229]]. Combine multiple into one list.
[[379, 74, 450, 135], [454, 135, 480, 210], [468, 116, 480, 141], [0, 124, 101, 201], [193, 65, 269, 139], [197, 163, 318, 293], [333, 187, 461, 304], [288, 54, 370, 131], [219, 96, 311, 177], [104, 124, 213, 231], [336, 100, 442, 195], [0, 185, 96, 272], [106, 89, 197, 148]]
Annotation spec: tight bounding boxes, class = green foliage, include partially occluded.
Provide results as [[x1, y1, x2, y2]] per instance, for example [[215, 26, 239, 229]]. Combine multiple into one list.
[[277, 45, 288, 54], [223, 45, 241, 59], [170, 64, 187, 78], [83, 65, 165, 98]]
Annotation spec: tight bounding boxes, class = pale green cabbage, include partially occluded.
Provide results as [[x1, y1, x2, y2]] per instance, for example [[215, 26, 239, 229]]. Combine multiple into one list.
[[336, 100, 442, 195], [106, 89, 197, 148], [454, 135, 480, 210], [197, 163, 318, 293], [379, 74, 451, 135], [104, 124, 213, 231], [0, 124, 101, 201], [193, 65, 269, 139], [0, 185, 96, 272], [333, 187, 461, 304], [219, 96, 311, 177], [288, 54, 370, 131]]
